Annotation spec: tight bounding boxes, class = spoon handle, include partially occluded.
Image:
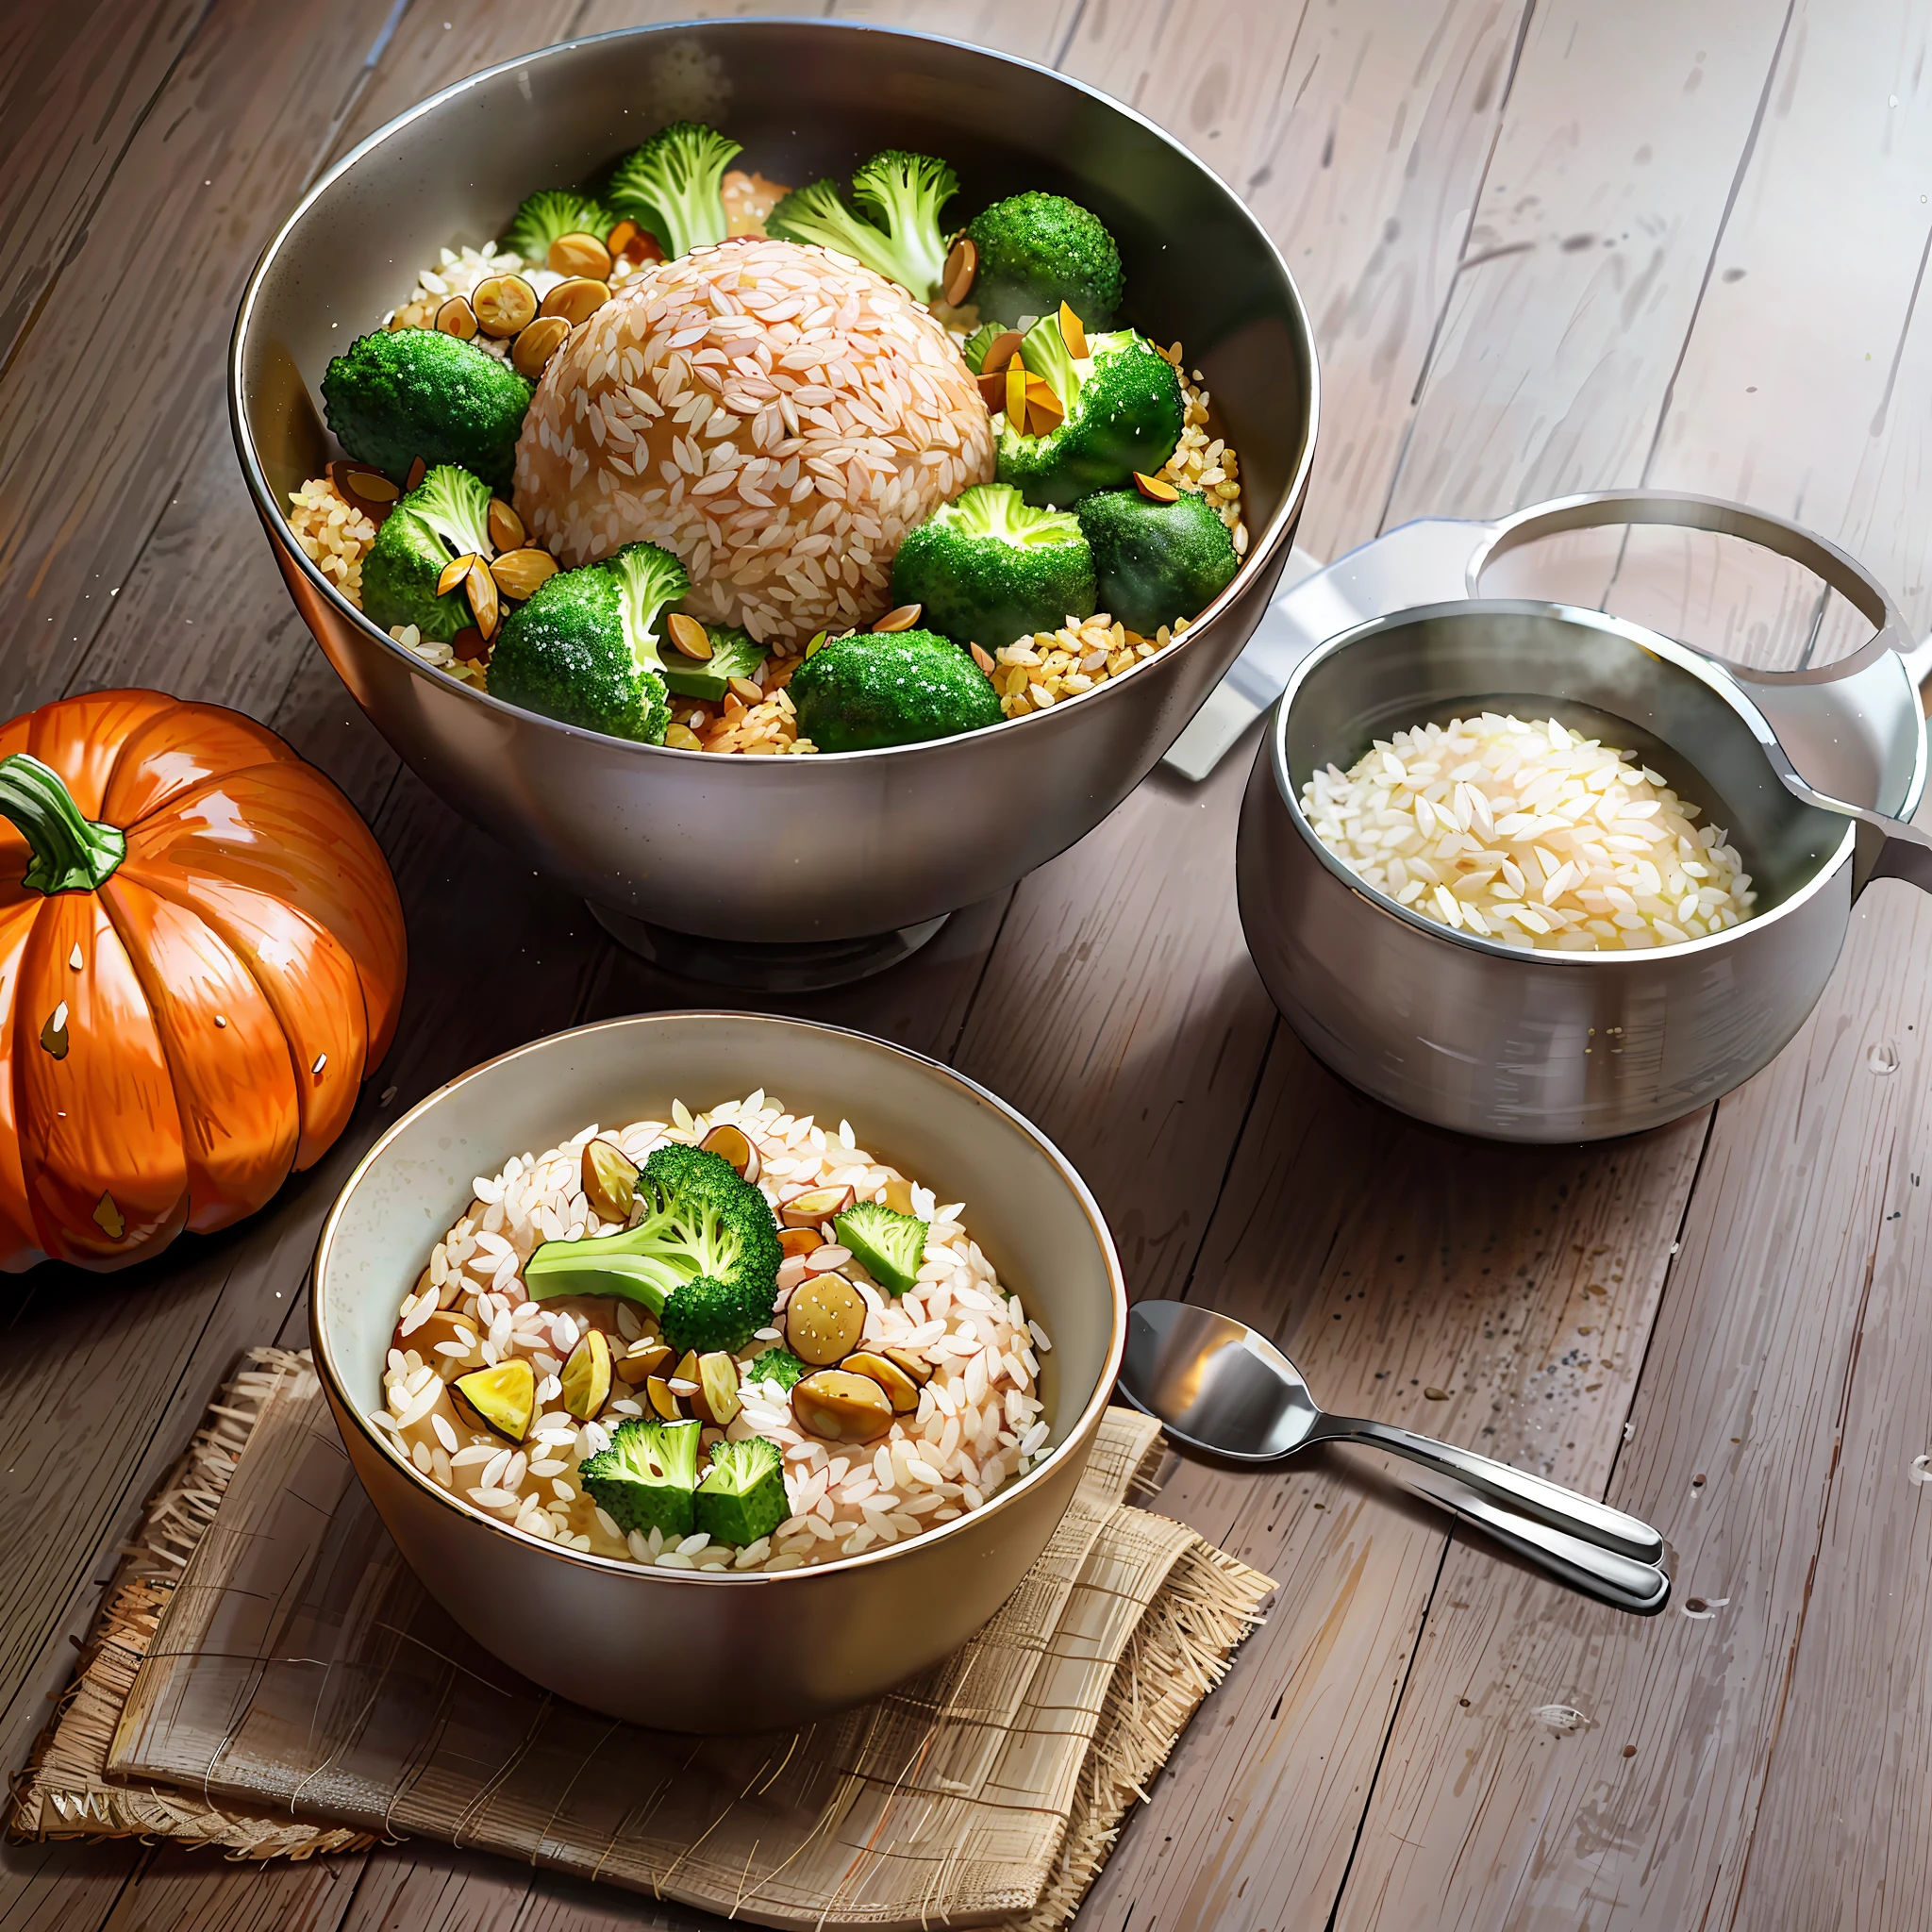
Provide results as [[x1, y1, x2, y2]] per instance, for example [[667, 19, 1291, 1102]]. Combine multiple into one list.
[[1323, 1416, 1665, 1564]]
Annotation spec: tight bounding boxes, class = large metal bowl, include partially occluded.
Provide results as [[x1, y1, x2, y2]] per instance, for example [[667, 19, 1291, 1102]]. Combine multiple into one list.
[[310, 1011, 1127, 1731], [232, 21, 1318, 954]]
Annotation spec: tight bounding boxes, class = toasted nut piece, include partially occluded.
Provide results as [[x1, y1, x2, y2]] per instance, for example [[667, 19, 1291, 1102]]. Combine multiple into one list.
[[941, 235, 978, 308], [511, 314, 571, 378], [1133, 470, 1180, 503], [667, 612, 714, 660], [672, 1349, 703, 1388], [1023, 375, 1065, 433], [606, 219, 641, 256], [406, 1307, 480, 1357], [437, 553, 480, 597], [609, 222, 664, 265], [541, 275, 612, 326], [614, 1340, 674, 1385], [491, 546, 560, 601], [406, 456, 427, 491], [782, 1183, 855, 1228], [726, 675, 765, 706], [975, 370, 1008, 411], [450, 625, 490, 662], [778, 1225, 824, 1259], [472, 273, 539, 337], [1058, 301, 1089, 358], [969, 642, 996, 675], [880, 1177, 917, 1214], [560, 1328, 612, 1421], [435, 295, 479, 339], [1006, 358, 1029, 431], [786, 1271, 866, 1366], [699, 1121, 760, 1182], [452, 1358, 535, 1442], [873, 605, 922, 634], [792, 1369, 893, 1444], [548, 230, 614, 279], [581, 1137, 639, 1224], [979, 329, 1023, 376], [327, 459, 399, 522], [882, 1346, 934, 1389], [645, 1375, 683, 1421], [465, 557, 501, 641], [841, 1350, 921, 1413], [488, 497, 525, 552], [694, 1352, 741, 1427], [803, 1244, 851, 1275]]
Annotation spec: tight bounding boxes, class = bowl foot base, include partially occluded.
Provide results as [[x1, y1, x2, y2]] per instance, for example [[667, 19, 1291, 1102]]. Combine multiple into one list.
[[586, 905, 950, 990]]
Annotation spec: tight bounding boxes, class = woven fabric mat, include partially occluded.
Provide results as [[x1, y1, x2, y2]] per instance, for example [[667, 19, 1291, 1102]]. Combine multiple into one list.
[[10, 1350, 1272, 1929]]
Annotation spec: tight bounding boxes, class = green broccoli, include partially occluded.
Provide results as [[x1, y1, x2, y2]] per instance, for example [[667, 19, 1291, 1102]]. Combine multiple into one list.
[[1076, 487, 1241, 634], [746, 1345, 807, 1391], [580, 1417, 702, 1540], [891, 484, 1095, 651], [694, 1438, 789, 1546], [962, 192, 1124, 330], [995, 314, 1184, 508], [502, 188, 614, 265], [321, 328, 532, 493], [790, 629, 1003, 752], [661, 624, 766, 703], [834, 1201, 928, 1297], [607, 121, 741, 258], [525, 1143, 782, 1355], [767, 150, 958, 300], [360, 464, 493, 643], [488, 541, 689, 743]]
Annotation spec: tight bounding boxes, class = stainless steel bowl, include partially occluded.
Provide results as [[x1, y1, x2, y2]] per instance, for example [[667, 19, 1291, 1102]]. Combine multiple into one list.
[[232, 22, 1317, 958], [310, 1012, 1127, 1731]]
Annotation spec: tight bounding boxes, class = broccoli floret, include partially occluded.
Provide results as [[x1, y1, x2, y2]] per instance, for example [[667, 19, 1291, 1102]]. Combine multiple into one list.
[[503, 188, 614, 265], [321, 328, 531, 493], [963, 192, 1124, 330], [1076, 488, 1241, 633], [661, 623, 765, 703], [694, 1437, 789, 1546], [360, 463, 494, 642], [579, 1416, 702, 1539], [996, 317, 1184, 508], [607, 121, 741, 258], [524, 1142, 782, 1355], [746, 1345, 807, 1391], [489, 541, 689, 742], [768, 150, 958, 300], [834, 1201, 928, 1296], [790, 629, 1003, 752], [891, 483, 1095, 652]]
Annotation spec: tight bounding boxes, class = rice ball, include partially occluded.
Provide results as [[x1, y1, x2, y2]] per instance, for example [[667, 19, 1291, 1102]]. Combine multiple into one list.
[[513, 238, 995, 643]]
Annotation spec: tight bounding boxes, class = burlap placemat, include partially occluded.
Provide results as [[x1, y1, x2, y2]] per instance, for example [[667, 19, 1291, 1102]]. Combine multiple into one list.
[[11, 1350, 1271, 1928]]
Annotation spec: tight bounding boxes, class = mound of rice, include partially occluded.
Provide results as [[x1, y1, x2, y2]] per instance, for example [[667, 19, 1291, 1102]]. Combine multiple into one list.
[[513, 238, 995, 643], [1302, 711, 1756, 951], [376, 1091, 1052, 1574]]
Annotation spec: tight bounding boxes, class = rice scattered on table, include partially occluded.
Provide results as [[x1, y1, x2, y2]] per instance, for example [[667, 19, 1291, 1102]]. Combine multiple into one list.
[[1302, 711, 1756, 950], [375, 1092, 1052, 1573]]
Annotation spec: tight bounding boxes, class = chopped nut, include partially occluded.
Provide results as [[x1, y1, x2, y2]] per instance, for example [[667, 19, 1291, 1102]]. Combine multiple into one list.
[[881, 1346, 934, 1389], [791, 1369, 892, 1444], [465, 557, 501, 641], [510, 314, 571, 378], [693, 1352, 741, 1427], [699, 1120, 759, 1182], [672, 1349, 703, 1388], [540, 275, 611, 326], [327, 459, 400, 523], [607, 219, 663, 265], [614, 1340, 674, 1385], [969, 642, 996, 675], [782, 1183, 855, 1228], [1058, 301, 1088, 358], [548, 231, 614, 279], [560, 1328, 611, 1421], [644, 1375, 683, 1422], [841, 1351, 921, 1414], [778, 1225, 824, 1259], [435, 294, 479, 339], [1133, 471, 1180, 503], [453, 1358, 535, 1441], [873, 604, 922, 633], [471, 273, 539, 337], [726, 675, 764, 705], [978, 329, 1023, 375], [490, 546, 558, 600], [667, 612, 714, 660], [581, 1137, 639, 1223], [437, 553, 480, 598], [786, 1272, 866, 1366], [450, 625, 489, 663], [942, 235, 978, 308], [488, 497, 525, 552]]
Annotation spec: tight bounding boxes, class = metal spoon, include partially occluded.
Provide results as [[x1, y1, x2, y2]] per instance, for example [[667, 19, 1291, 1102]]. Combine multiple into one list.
[[1119, 1301, 1670, 1615]]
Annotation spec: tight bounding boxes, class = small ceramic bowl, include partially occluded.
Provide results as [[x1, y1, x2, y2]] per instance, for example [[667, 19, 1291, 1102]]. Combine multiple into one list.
[[311, 1012, 1126, 1731]]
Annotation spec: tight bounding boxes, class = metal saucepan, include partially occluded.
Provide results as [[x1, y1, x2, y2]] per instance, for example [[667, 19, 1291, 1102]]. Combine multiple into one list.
[[231, 23, 1318, 974], [1235, 491, 1932, 1141]]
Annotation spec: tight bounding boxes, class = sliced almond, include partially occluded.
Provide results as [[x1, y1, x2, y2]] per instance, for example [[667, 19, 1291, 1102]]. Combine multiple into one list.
[[644, 1375, 683, 1422], [841, 1350, 921, 1414], [435, 294, 478, 340], [978, 329, 1023, 376], [451, 625, 490, 663], [488, 497, 525, 552], [548, 231, 614, 279], [511, 314, 571, 379], [438, 553, 481, 598], [778, 1225, 824, 1259], [666, 612, 714, 660], [465, 557, 501, 641], [614, 1340, 674, 1385], [1133, 470, 1181, 503], [1005, 358, 1030, 433], [882, 1346, 934, 1389], [541, 275, 611, 326], [941, 235, 978, 308], [1024, 375, 1065, 433], [726, 675, 765, 707], [491, 547, 560, 601], [872, 604, 922, 634], [581, 1137, 639, 1224], [406, 456, 427, 491], [782, 1183, 855, 1228], [471, 273, 539, 337], [406, 1307, 479, 1356], [1058, 300, 1089, 358], [969, 642, 996, 675], [327, 460, 399, 523], [699, 1121, 759, 1182]]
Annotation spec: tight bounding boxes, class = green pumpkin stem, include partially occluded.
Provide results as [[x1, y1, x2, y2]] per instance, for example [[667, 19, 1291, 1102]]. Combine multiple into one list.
[[0, 753, 125, 894]]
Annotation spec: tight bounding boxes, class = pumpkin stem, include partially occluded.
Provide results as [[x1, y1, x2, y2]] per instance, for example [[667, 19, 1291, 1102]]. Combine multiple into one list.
[[0, 754, 125, 895]]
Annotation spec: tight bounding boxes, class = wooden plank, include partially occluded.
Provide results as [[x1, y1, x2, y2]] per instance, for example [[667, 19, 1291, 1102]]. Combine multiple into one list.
[[96, 1848, 364, 1932], [331, 1845, 530, 1932]]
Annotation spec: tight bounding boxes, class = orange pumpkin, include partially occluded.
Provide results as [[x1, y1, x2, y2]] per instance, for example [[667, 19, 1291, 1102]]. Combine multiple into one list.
[[0, 690, 407, 1271]]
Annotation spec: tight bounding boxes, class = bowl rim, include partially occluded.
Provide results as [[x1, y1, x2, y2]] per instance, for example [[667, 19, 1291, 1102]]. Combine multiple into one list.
[[1268, 594, 1858, 968], [310, 1009, 1130, 1584], [228, 16, 1319, 767]]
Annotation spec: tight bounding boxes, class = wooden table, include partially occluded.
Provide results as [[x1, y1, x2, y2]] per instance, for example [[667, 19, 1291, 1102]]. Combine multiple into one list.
[[3, 0, 1928, 1925]]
